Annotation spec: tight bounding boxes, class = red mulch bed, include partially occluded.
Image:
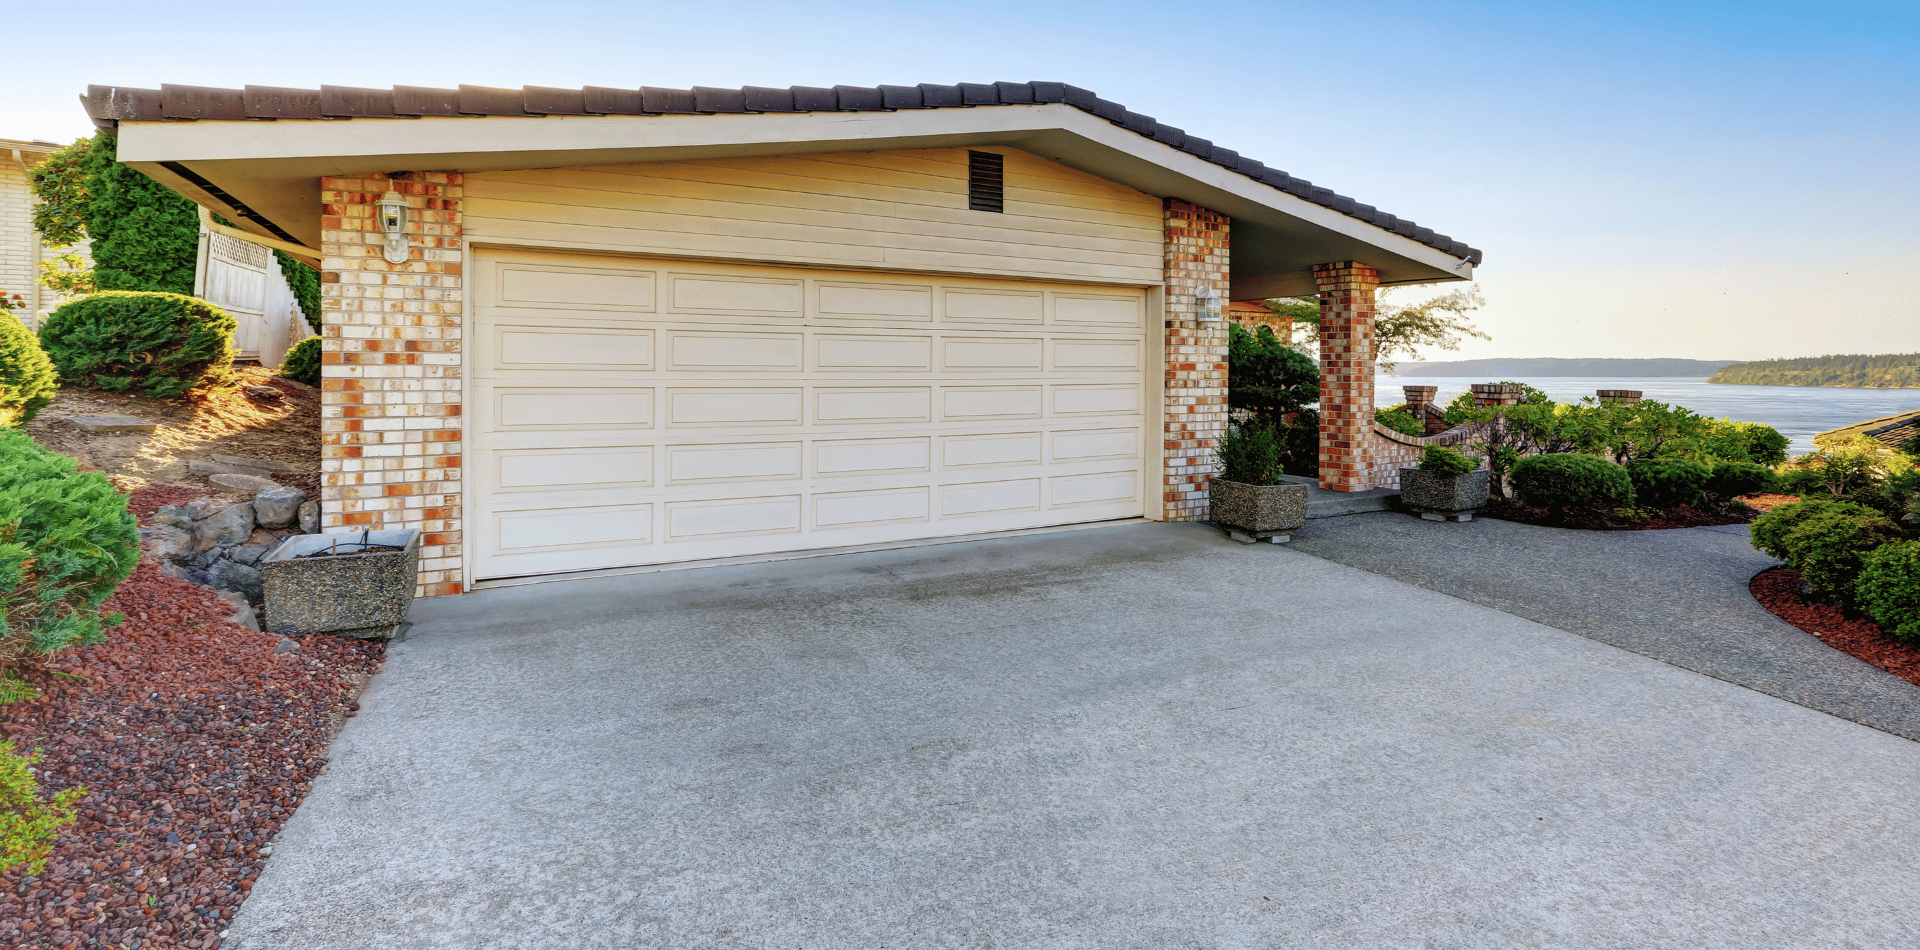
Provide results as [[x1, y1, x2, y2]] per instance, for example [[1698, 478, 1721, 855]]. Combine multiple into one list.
[[1750, 566, 1920, 688], [1, 564, 383, 949], [123, 485, 204, 522], [1473, 498, 1759, 531]]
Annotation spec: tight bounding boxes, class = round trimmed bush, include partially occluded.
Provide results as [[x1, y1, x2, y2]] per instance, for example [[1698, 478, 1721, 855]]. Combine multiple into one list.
[[1418, 445, 1476, 477], [1509, 453, 1633, 518], [1626, 457, 1710, 509], [1749, 499, 1880, 561], [38, 291, 235, 399], [1858, 541, 1920, 642], [278, 335, 322, 386], [1781, 509, 1903, 605], [0, 314, 59, 427], [1706, 461, 1779, 501]]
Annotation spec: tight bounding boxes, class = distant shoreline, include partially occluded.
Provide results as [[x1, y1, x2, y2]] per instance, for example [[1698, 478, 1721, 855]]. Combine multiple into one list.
[[1393, 357, 1741, 377]]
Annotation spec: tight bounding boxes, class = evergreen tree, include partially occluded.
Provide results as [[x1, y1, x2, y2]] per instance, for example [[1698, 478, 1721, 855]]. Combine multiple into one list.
[[83, 133, 199, 294]]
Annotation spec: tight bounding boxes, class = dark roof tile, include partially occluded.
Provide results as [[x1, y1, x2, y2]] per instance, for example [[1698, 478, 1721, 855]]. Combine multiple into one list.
[[81, 78, 1481, 262]]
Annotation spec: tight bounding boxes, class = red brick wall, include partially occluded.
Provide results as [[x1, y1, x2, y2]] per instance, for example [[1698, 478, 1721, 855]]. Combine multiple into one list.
[[1312, 262, 1380, 492], [1162, 200, 1230, 521], [318, 172, 465, 597]]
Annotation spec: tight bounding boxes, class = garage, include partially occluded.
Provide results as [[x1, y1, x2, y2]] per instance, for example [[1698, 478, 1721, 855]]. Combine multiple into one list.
[[470, 249, 1152, 580]]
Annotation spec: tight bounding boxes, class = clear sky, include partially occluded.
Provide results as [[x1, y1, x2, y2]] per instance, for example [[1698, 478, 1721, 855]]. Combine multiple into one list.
[[4, 0, 1915, 363]]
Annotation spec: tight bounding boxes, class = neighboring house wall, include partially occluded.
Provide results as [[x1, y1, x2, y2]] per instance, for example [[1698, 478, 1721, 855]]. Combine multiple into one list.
[[2, 141, 92, 330], [463, 147, 1164, 286]]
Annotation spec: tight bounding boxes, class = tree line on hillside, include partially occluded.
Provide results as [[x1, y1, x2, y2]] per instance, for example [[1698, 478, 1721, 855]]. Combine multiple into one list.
[[1709, 353, 1920, 389]]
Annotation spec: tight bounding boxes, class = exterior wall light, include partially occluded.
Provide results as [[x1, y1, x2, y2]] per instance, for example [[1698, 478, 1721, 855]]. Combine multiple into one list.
[[1196, 288, 1224, 324], [376, 190, 410, 264]]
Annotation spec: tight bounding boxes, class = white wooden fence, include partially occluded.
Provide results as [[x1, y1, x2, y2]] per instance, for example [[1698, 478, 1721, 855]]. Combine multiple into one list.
[[195, 229, 312, 367]]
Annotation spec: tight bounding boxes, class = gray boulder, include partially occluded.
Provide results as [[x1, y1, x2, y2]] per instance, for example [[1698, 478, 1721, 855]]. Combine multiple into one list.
[[207, 559, 265, 605], [298, 500, 320, 534], [183, 497, 221, 521], [227, 544, 271, 567], [253, 485, 307, 529], [153, 505, 196, 531], [191, 502, 256, 553], [142, 525, 194, 563]]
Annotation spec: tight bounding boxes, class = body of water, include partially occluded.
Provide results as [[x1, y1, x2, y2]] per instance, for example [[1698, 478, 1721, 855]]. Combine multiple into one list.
[[1379, 375, 1920, 456]]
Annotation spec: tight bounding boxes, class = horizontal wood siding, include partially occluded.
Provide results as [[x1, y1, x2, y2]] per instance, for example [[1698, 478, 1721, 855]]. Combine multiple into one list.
[[465, 148, 1165, 285]]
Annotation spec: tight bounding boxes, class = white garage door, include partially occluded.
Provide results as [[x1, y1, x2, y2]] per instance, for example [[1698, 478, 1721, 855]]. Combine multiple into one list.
[[471, 249, 1151, 581]]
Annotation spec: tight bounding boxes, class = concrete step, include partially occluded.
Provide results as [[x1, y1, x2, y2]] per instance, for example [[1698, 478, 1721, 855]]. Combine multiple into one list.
[[1276, 475, 1399, 519]]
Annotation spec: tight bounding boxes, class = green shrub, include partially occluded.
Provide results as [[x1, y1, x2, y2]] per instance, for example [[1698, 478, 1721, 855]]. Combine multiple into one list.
[[82, 134, 200, 294], [1, 739, 84, 875], [1858, 541, 1920, 642], [0, 429, 139, 664], [1626, 457, 1711, 509], [1216, 421, 1285, 486], [1690, 419, 1790, 466], [1375, 406, 1424, 437], [275, 250, 322, 334], [1418, 445, 1476, 477], [1705, 461, 1778, 502], [278, 335, 323, 386], [1782, 509, 1903, 606], [39, 291, 236, 399], [1226, 323, 1318, 419], [0, 314, 59, 427], [1509, 453, 1634, 518], [1751, 499, 1873, 560]]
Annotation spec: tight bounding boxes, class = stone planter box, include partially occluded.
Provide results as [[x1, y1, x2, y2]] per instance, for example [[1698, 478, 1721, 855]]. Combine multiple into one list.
[[260, 529, 420, 638], [1398, 468, 1491, 522], [1211, 478, 1309, 543]]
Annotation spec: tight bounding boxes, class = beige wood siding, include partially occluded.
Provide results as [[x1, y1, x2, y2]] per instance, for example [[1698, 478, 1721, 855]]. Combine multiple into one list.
[[465, 148, 1164, 286]]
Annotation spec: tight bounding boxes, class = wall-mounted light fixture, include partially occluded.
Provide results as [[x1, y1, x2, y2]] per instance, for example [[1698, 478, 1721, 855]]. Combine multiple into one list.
[[1196, 288, 1224, 323], [376, 191, 410, 264]]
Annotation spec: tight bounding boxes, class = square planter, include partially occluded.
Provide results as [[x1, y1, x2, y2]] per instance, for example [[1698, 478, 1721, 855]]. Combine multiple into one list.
[[260, 529, 420, 638], [1398, 468, 1491, 522], [1211, 478, 1309, 543]]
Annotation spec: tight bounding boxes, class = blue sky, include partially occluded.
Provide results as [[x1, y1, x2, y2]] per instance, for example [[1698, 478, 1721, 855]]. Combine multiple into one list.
[[5, 0, 1916, 363]]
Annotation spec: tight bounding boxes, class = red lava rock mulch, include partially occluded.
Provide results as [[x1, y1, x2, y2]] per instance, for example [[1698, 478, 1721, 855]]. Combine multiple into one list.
[[1, 563, 383, 949], [123, 485, 205, 522], [1739, 492, 1803, 513], [1750, 566, 1920, 688]]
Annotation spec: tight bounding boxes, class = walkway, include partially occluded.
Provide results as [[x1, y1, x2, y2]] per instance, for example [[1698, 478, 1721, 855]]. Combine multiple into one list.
[[224, 522, 1920, 949]]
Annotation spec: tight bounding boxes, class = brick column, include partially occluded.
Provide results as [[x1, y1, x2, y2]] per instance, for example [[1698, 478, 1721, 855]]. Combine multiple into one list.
[[1471, 383, 1525, 409], [1312, 262, 1380, 491], [319, 172, 465, 597], [1162, 200, 1230, 521]]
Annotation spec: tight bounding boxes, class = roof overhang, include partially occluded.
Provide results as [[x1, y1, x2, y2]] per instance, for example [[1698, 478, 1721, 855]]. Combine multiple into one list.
[[113, 103, 1475, 295]]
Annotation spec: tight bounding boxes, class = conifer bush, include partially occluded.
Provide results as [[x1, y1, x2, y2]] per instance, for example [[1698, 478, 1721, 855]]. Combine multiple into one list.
[[1857, 541, 1920, 642], [0, 739, 84, 875], [1749, 499, 1879, 561], [39, 291, 236, 399], [278, 335, 323, 386], [1781, 509, 1903, 607], [82, 134, 200, 294], [0, 313, 59, 427], [1509, 453, 1633, 518], [1626, 457, 1711, 509], [0, 430, 139, 664], [1704, 461, 1778, 502]]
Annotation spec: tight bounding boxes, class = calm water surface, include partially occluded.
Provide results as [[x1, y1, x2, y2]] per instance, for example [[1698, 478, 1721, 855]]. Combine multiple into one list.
[[1380, 375, 1920, 456]]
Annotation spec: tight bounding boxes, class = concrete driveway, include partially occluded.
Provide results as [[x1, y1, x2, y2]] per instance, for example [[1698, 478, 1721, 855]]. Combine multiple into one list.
[[227, 522, 1920, 949]]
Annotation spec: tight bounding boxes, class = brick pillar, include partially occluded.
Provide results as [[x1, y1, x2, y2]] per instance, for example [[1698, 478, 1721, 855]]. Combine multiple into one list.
[[1312, 262, 1380, 492], [1403, 385, 1446, 436], [319, 172, 465, 597], [1162, 200, 1230, 521], [1597, 389, 1643, 405], [1471, 383, 1524, 409]]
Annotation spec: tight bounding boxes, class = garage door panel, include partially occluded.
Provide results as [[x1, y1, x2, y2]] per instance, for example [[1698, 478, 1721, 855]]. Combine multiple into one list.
[[474, 251, 1147, 581], [666, 442, 805, 484], [814, 487, 931, 529], [494, 388, 655, 430], [666, 495, 803, 540], [667, 389, 805, 427], [816, 388, 934, 424], [941, 386, 1043, 421]]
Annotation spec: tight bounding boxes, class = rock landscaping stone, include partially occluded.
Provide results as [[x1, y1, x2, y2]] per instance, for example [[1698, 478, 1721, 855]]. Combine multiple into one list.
[[187, 458, 272, 478], [153, 505, 195, 531], [208, 560, 265, 604], [142, 525, 194, 563], [298, 500, 320, 535], [209, 453, 301, 475], [254, 485, 308, 529], [211, 473, 279, 493], [192, 502, 256, 553], [227, 544, 271, 567], [67, 414, 157, 434]]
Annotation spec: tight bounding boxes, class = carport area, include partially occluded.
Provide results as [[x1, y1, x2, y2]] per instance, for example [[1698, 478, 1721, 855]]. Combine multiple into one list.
[[225, 522, 1920, 949]]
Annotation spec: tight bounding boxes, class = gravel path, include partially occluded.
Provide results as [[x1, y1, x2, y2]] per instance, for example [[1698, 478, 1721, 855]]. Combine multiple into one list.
[[1287, 512, 1920, 741]]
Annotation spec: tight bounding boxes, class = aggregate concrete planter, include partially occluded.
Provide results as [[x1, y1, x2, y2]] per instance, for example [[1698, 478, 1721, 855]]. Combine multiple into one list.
[[1211, 478, 1309, 543], [260, 529, 419, 638], [1399, 468, 1491, 522]]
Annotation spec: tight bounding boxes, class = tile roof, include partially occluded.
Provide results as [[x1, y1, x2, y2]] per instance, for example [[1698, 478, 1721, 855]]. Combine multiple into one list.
[[82, 81, 1482, 265], [1817, 409, 1920, 451]]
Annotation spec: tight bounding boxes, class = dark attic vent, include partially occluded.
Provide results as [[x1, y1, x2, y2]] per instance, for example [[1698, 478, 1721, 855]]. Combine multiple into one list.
[[968, 150, 1004, 213]]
